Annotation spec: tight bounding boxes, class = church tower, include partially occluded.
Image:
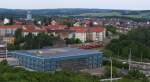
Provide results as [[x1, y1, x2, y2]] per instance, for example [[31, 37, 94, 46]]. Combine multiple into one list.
[[26, 11, 33, 21]]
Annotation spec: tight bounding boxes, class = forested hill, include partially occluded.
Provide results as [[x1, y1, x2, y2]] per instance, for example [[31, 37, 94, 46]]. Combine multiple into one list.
[[106, 28, 150, 62], [0, 8, 150, 18]]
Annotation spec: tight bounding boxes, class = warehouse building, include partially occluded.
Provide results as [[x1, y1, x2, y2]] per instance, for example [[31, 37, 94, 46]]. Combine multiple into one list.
[[10, 48, 102, 72]]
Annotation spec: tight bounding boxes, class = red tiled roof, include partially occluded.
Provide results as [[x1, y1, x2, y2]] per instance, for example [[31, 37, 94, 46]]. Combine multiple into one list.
[[22, 25, 47, 32], [14, 20, 22, 25], [90, 27, 105, 32], [47, 24, 67, 30], [22, 29, 47, 32], [70, 26, 86, 33], [0, 25, 21, 29]]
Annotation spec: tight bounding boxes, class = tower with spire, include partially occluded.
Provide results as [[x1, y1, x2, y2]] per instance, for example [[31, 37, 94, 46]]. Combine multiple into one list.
[[26, 11, 33, 21]]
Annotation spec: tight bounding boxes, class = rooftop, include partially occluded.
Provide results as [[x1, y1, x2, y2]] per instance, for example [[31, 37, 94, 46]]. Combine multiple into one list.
[[22, 25, 47, 32], [90, 27, 106, 32], [70, 26, 86, 33], [0, 25, 21, 29], [11, 48, 102, 59]]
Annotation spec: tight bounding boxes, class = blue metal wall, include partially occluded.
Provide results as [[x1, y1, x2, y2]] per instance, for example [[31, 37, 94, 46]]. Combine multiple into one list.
[[11, 52, 102, 72]]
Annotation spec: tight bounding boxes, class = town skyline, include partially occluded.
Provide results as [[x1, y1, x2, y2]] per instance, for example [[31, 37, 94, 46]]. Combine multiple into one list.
[[0, 0, 150, 10], [0, 1, 150, 81]]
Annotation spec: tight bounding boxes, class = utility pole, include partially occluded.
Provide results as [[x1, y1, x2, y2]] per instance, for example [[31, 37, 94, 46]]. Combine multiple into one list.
[[128, 48, 132, 71], [110, 57, 112, 82], [141, 52, 143, 64]]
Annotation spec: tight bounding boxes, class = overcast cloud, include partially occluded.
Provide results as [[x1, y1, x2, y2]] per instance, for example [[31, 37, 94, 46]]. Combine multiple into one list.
[[0, 0, 149, 10]]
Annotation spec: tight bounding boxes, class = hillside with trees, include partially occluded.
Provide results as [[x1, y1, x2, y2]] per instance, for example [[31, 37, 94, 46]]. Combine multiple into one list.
[[1, 8, 150, 19], [106, 28, 150, 61]]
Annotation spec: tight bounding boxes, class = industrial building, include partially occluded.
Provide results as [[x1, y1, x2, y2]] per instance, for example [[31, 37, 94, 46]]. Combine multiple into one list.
[[10, 48, 102, 72]]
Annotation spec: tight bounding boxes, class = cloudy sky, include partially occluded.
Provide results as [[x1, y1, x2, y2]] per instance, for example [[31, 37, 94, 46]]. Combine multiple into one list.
[[0, 0, 149, 10]]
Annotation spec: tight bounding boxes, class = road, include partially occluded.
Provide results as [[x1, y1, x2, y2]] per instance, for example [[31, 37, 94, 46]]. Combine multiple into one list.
[[100, 77, 122, 82], [112, 58, 150, 76]]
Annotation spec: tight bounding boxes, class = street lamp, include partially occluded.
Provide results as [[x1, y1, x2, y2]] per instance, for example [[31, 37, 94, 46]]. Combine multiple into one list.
[[128, 49, 132, 71]]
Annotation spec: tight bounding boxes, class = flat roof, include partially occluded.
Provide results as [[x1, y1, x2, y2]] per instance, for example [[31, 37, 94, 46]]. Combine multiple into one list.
[[11, 48, 102, 59]]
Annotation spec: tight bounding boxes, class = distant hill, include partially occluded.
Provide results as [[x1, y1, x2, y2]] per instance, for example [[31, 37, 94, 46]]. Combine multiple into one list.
[[0, 8, 150, 18]]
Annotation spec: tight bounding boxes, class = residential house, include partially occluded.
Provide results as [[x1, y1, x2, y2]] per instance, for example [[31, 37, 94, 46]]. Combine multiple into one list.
[[70, 26, 87, 42], [0, 25, 21, 37], [47, 22, 71, 39], [0, 25, 21, 44], [70, 26, 106, 42], [89, 27, 106, 42], [21, 25, 47, 36]]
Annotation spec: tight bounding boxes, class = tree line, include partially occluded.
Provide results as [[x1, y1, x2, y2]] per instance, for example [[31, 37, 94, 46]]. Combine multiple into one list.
[[106, 28, 150, 61], [8, 29, 59, 50], [0, 61, 99, 82]]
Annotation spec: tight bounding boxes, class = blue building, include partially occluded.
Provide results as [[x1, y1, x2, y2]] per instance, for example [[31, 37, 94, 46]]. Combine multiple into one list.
[[10, 48, 103, 71]]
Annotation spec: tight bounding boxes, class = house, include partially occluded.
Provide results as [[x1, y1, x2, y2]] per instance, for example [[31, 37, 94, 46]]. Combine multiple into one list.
[[70, 26, 87, 42], [47, 22, 70, 39], [2, 37, 15, 44], [0, 25, 21, 44], [0, 20, 3, 25], [89, 27, 106, 42], [21, 25, 47, 36], [3, 18, 10, 25], [48, 29, 73, 39], [0, 25, 21, 37], [70, 26, 106, 42]]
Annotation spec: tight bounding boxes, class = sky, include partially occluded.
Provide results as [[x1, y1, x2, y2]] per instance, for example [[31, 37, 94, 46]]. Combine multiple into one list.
[[0, 0, 149, 10]]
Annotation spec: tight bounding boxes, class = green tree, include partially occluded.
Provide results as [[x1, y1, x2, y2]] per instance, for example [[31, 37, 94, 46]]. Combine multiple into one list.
[[0, 63, 99, 82], [105, 25, 117, 34], [65, 38, 82, 45], [106, 28, 150, 60], [0, 60, 8, 65], [23, 33, 34, 49], [125, 69, 148, 81], [104, 66, 119, 78], [103, 50, 113, 57], [14, 29, 24, 44]]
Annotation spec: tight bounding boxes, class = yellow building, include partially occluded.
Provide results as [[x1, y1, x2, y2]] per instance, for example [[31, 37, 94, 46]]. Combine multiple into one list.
[[3, 37, 15, 44]]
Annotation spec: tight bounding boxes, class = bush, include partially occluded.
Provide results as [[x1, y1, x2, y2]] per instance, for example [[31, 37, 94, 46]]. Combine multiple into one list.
[[0, 59, 8, 65], [103, 59, 128, 69], [125, 70, 146, 79], [104, 66, 119, 78], [0, 64, 99, 82], [65, 38, 82, 45]]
